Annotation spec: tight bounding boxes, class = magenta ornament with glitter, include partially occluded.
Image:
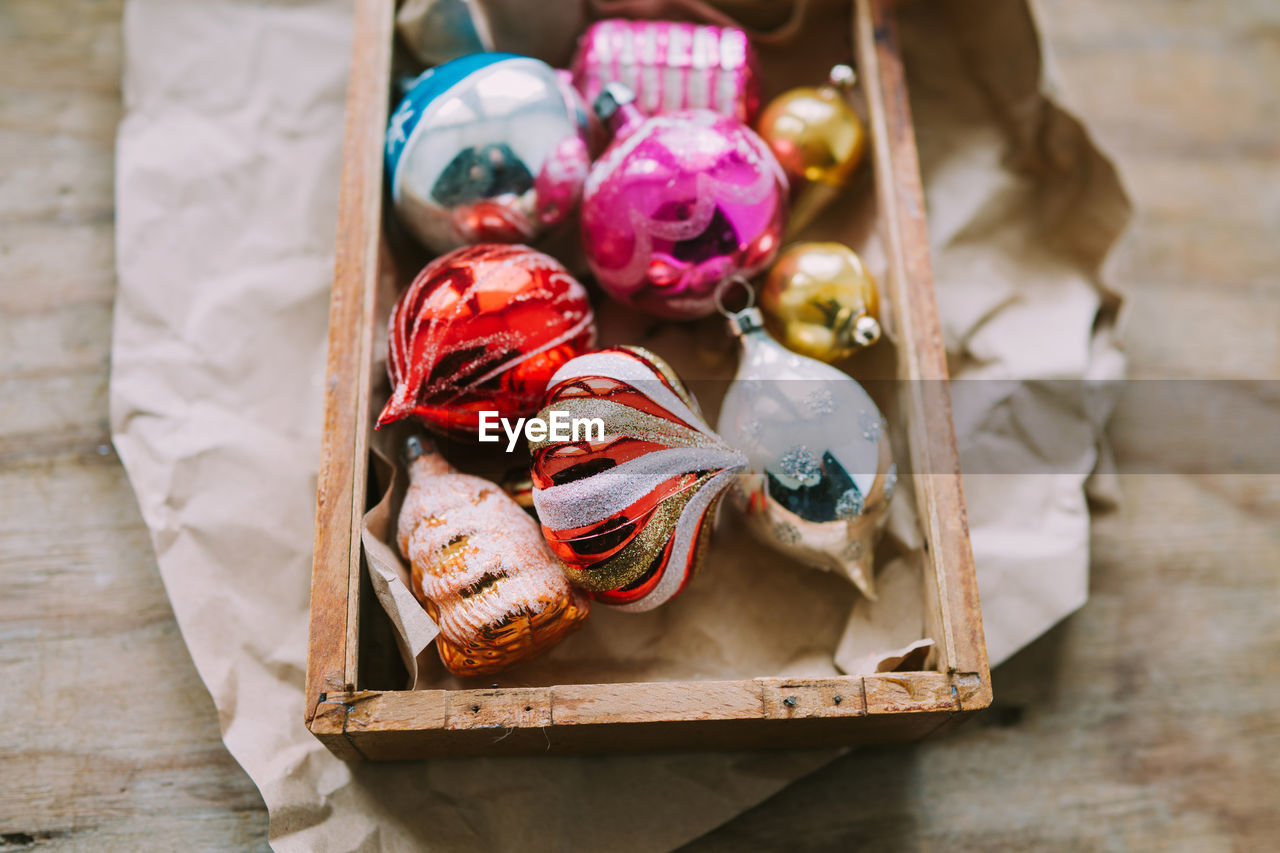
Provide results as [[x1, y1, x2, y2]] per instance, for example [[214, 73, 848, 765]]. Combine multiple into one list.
[[580, 83, 788, 320], [571, 19, 762, 124]]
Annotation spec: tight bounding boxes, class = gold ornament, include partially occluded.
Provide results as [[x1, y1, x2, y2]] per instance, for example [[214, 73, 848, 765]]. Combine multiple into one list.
[[761, 242, 881, 363], [756, 65, 866, 235]]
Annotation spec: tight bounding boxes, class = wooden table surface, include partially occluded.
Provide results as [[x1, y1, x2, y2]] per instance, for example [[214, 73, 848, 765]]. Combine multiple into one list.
[[1, 0, 1275, 850]]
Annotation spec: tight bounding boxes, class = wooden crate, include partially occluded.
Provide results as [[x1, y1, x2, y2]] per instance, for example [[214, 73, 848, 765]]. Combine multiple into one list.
[[306, 0, 990, 760]]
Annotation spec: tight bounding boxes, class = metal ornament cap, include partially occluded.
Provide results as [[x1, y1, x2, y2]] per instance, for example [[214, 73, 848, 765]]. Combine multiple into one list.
[[726, 306, 766, 338]]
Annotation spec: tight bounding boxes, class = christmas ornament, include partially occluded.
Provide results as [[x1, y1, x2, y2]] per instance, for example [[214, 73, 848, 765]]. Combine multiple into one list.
[[756, 65, 866, 235], [395, 0, 491, 66], [571, 19, 761, 124], [377, 244, 596, 438], [500, 466, 535, 512], [529, 346, 747, 611], [715, 297, 894, 598], [580, 83, 788, 320], [397, 435, 590, 677], [760, 242, 881, 362], [386, 52, 591, 254]]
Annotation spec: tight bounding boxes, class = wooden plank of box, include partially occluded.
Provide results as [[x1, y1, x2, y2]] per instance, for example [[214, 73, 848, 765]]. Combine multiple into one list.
[[305, 0, 991, 760]]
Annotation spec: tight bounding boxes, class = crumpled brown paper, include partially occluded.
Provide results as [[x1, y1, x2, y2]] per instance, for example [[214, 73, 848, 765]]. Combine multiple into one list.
[[110, 0, 1128, 849]]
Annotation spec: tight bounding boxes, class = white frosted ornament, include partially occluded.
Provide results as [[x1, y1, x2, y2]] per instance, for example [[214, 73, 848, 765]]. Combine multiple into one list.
[[716, 305, 895, 598]]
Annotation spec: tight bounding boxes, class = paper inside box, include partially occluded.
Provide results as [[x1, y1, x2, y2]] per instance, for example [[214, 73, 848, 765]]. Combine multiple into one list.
[[360, 10, 940, 690]]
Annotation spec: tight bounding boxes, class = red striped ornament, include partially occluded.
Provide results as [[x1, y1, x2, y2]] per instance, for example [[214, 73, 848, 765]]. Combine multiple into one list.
[[529, 346, 747, 611]]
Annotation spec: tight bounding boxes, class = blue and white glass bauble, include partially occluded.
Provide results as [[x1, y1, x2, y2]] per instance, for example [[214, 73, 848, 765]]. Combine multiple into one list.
[[386, 53, 590, 254]]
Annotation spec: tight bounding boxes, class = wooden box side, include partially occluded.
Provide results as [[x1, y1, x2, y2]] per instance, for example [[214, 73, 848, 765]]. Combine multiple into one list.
[[305, 0, 395, 725], [307, 0, 992, 756], [856, 0, 990, 703], [311, 671, 986, 759]]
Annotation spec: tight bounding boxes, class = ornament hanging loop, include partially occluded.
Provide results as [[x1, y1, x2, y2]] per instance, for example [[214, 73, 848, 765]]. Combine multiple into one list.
[[713, 275, 757, 318], [715, 276, 766, 337]]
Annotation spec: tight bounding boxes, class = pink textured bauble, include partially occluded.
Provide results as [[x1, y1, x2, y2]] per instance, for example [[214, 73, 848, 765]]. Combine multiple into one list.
[[580, 88, 788, 320], [571, 19, 762, 124]]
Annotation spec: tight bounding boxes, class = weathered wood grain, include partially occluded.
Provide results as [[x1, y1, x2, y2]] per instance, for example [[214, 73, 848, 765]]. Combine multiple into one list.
[[856, 0, 989, 694], [0, 1, 270, 849], [304, 0, 396, 725], [306, 0, 990, 760], [684, 0, 1280, 848], [2, 0, 1277, 848], [312, 673, 970, 758]]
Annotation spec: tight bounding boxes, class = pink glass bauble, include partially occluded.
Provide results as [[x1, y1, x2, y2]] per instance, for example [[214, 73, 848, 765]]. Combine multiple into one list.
[[580, 84, 788, 320]]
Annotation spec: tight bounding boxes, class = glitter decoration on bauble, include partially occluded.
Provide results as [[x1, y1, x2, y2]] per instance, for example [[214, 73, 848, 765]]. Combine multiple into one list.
[[716, 304, 894, 598], [386, 52, 591, 254], [397, 436, 590, 677], [571, 19, 762, 123], [761, 242, 881, 363], [580, 83, 787, 320], [377, 244, 596, 438], [529, 346, 747, 611]]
